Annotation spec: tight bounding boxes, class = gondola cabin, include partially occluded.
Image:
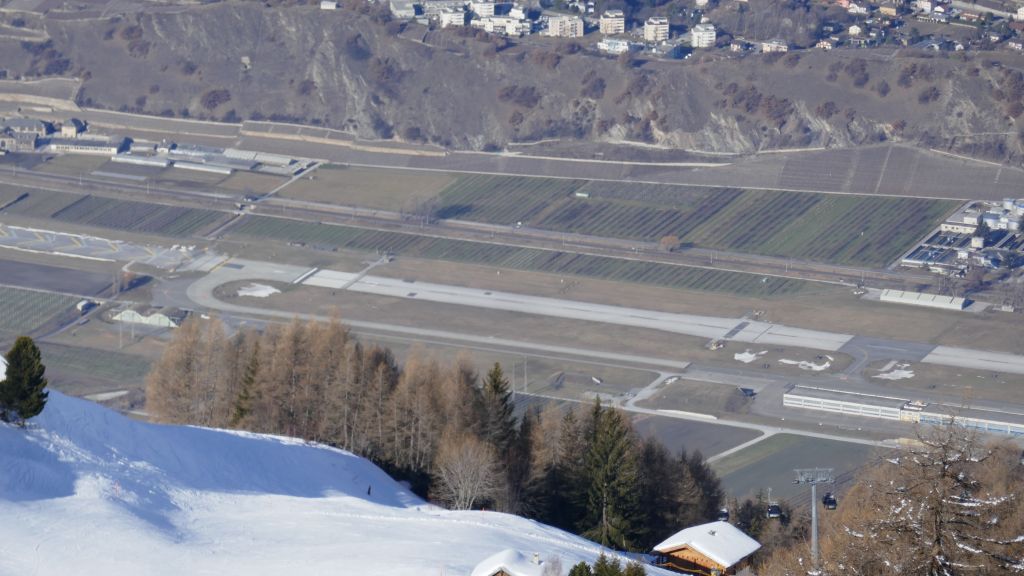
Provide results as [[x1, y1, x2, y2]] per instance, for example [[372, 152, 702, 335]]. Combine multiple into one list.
[[766, 504, 782, 519], [716, 508, 730, 522], [653, 521, 761, 576], [822, 492, 838, 510]]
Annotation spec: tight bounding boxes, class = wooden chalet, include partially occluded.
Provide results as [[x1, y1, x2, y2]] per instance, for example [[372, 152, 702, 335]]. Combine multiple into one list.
[[652, 521, 761, 576]]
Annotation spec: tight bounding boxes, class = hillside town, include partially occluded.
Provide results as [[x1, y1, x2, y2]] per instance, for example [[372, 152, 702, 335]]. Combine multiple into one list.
[[380, 0, 1024, 58]]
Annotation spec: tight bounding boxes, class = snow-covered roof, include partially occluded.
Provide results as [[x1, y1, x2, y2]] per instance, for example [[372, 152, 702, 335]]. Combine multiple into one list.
[[471, 549, 550, 576], [0, 356, 6, 379], [653, 521, 761, 568]]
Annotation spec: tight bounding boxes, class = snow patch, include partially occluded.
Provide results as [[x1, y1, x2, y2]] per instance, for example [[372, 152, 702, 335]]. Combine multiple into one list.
[[734, 350, 767, 364], [779, 355, 833, 371], [237, 283, 281, 298], [874, 363, 915, 381], [0, 392, 663, 575]]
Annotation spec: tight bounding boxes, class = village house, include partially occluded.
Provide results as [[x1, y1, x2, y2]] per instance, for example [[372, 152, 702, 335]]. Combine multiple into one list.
[[653, 521, 761, 575], [761, 38, 788, 52]]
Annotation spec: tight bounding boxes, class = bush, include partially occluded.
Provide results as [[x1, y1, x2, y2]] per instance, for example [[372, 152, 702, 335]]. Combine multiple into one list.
[[918, 85, 940, 104], [200, 89, 231, 111], [498, 85, 541, 108]]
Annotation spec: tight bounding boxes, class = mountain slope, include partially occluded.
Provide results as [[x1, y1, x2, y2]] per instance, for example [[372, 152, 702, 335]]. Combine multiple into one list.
[[0, 392, 657, 575]]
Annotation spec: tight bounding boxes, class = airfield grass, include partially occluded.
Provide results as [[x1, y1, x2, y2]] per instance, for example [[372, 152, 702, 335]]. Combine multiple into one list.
[[636, 379, 752, 416], [863, 360, 1024, 405], [711, 434, 879, 500], [227, 215, 812, 297], [33, 154, 111, 177], [39, 342, 152, 387], [217, 171, 289, 194], [280, 165, 456, 211]]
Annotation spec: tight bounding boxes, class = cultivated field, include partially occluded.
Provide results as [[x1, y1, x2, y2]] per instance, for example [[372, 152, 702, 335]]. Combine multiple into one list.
[[217, 171, 289, 195], [51, 195, 227, 236], [2, 189, 230, 237], [228, 216, 812, 297], [33, 154, 111, 177], [711, 434, 880, 501], [0, 286, 79, 341], [281, 165, 456, 210], [433, 175, 959, 267]]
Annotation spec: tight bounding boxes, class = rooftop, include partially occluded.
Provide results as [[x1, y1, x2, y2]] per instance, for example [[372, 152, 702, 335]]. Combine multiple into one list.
[[470, 549, 548, 576], [653, 521, 760, 568]]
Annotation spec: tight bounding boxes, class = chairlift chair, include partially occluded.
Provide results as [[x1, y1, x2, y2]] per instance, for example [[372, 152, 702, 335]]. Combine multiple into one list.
[[717, 508, 729, 522]]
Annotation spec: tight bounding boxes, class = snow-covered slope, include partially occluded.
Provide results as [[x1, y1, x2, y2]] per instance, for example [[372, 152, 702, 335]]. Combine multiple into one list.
[[0, 392, 659, 575]]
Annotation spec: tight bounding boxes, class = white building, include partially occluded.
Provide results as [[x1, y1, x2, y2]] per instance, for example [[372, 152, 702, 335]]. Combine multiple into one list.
[[848, 24, 862, 35], [1017, 5, 1024, 20], [598, 37, 635, 54], [471, 15, 530, 35], [691, 22, 716, 47], [916, 0, 932, 12], [599, 9, 625, 34], [879, 289, 966, 311], [545, 14, 584, 37], [319, 0, 338, 9], [761, 38, 788, 52], [113, 307, 190, 328], [644, 16, 670, 42], [471, 0, 495, 16], [439, 8, 467, 26]]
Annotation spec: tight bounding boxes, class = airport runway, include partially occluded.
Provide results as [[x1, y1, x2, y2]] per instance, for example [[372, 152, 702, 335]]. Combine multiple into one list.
[[302, 269, 855, 351]]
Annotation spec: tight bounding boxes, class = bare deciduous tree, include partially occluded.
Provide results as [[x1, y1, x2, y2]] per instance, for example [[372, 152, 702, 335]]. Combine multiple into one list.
[[432, 433, 500, 510]]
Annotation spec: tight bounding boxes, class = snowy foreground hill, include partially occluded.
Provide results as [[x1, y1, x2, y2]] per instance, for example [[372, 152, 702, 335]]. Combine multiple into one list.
[[0, 392, 665, 575]]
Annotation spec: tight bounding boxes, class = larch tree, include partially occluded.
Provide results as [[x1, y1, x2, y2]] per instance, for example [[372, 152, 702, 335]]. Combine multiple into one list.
[[145, 316, 204, 423], [0, 336, 48, 426]]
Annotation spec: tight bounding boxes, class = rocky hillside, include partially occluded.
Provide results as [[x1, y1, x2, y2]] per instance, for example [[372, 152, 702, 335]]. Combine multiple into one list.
[[2, 1, 1024, 160]]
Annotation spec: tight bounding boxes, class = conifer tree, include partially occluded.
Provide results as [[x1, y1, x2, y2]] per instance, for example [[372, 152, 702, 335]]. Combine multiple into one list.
[[481, 362, 515, 453], [567, 561, 593, 576], [230, 341, 260, 428], [582, 401, 642, 550], [0, 336, 48, 426]]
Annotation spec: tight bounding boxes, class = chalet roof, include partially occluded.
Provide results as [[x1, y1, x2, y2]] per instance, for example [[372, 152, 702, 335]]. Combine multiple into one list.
[[470, 549, 548, 576], [653, 521, 761, 568]]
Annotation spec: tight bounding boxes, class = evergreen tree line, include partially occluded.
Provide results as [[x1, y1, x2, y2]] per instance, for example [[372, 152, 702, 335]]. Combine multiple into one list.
[[146, 317, 726, 551], [567, 553, 646, 576]]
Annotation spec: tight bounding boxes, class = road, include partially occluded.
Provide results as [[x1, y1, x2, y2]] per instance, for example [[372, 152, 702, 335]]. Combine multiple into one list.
[[26, 107, 1024, 201]]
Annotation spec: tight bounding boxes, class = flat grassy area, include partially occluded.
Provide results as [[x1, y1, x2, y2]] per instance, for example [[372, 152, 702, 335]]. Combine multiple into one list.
[[711, 434, 879, 500], [2, 187, 82, 218], [637, 379, 752, 416], [0, 286, 79, 341], [280, 165, 456, 211], [217, 171, 289, 194], [631, 414, 762, 459], [430, 174, 958, 267], [227, 216, 812, 297], [33, 155, 111, 177]]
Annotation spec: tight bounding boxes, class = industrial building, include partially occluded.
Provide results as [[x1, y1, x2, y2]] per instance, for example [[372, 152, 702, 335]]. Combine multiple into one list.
[[598, 38, 635, 54], [783, 386, 1024, 437], [879, 289, 967, 311]]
